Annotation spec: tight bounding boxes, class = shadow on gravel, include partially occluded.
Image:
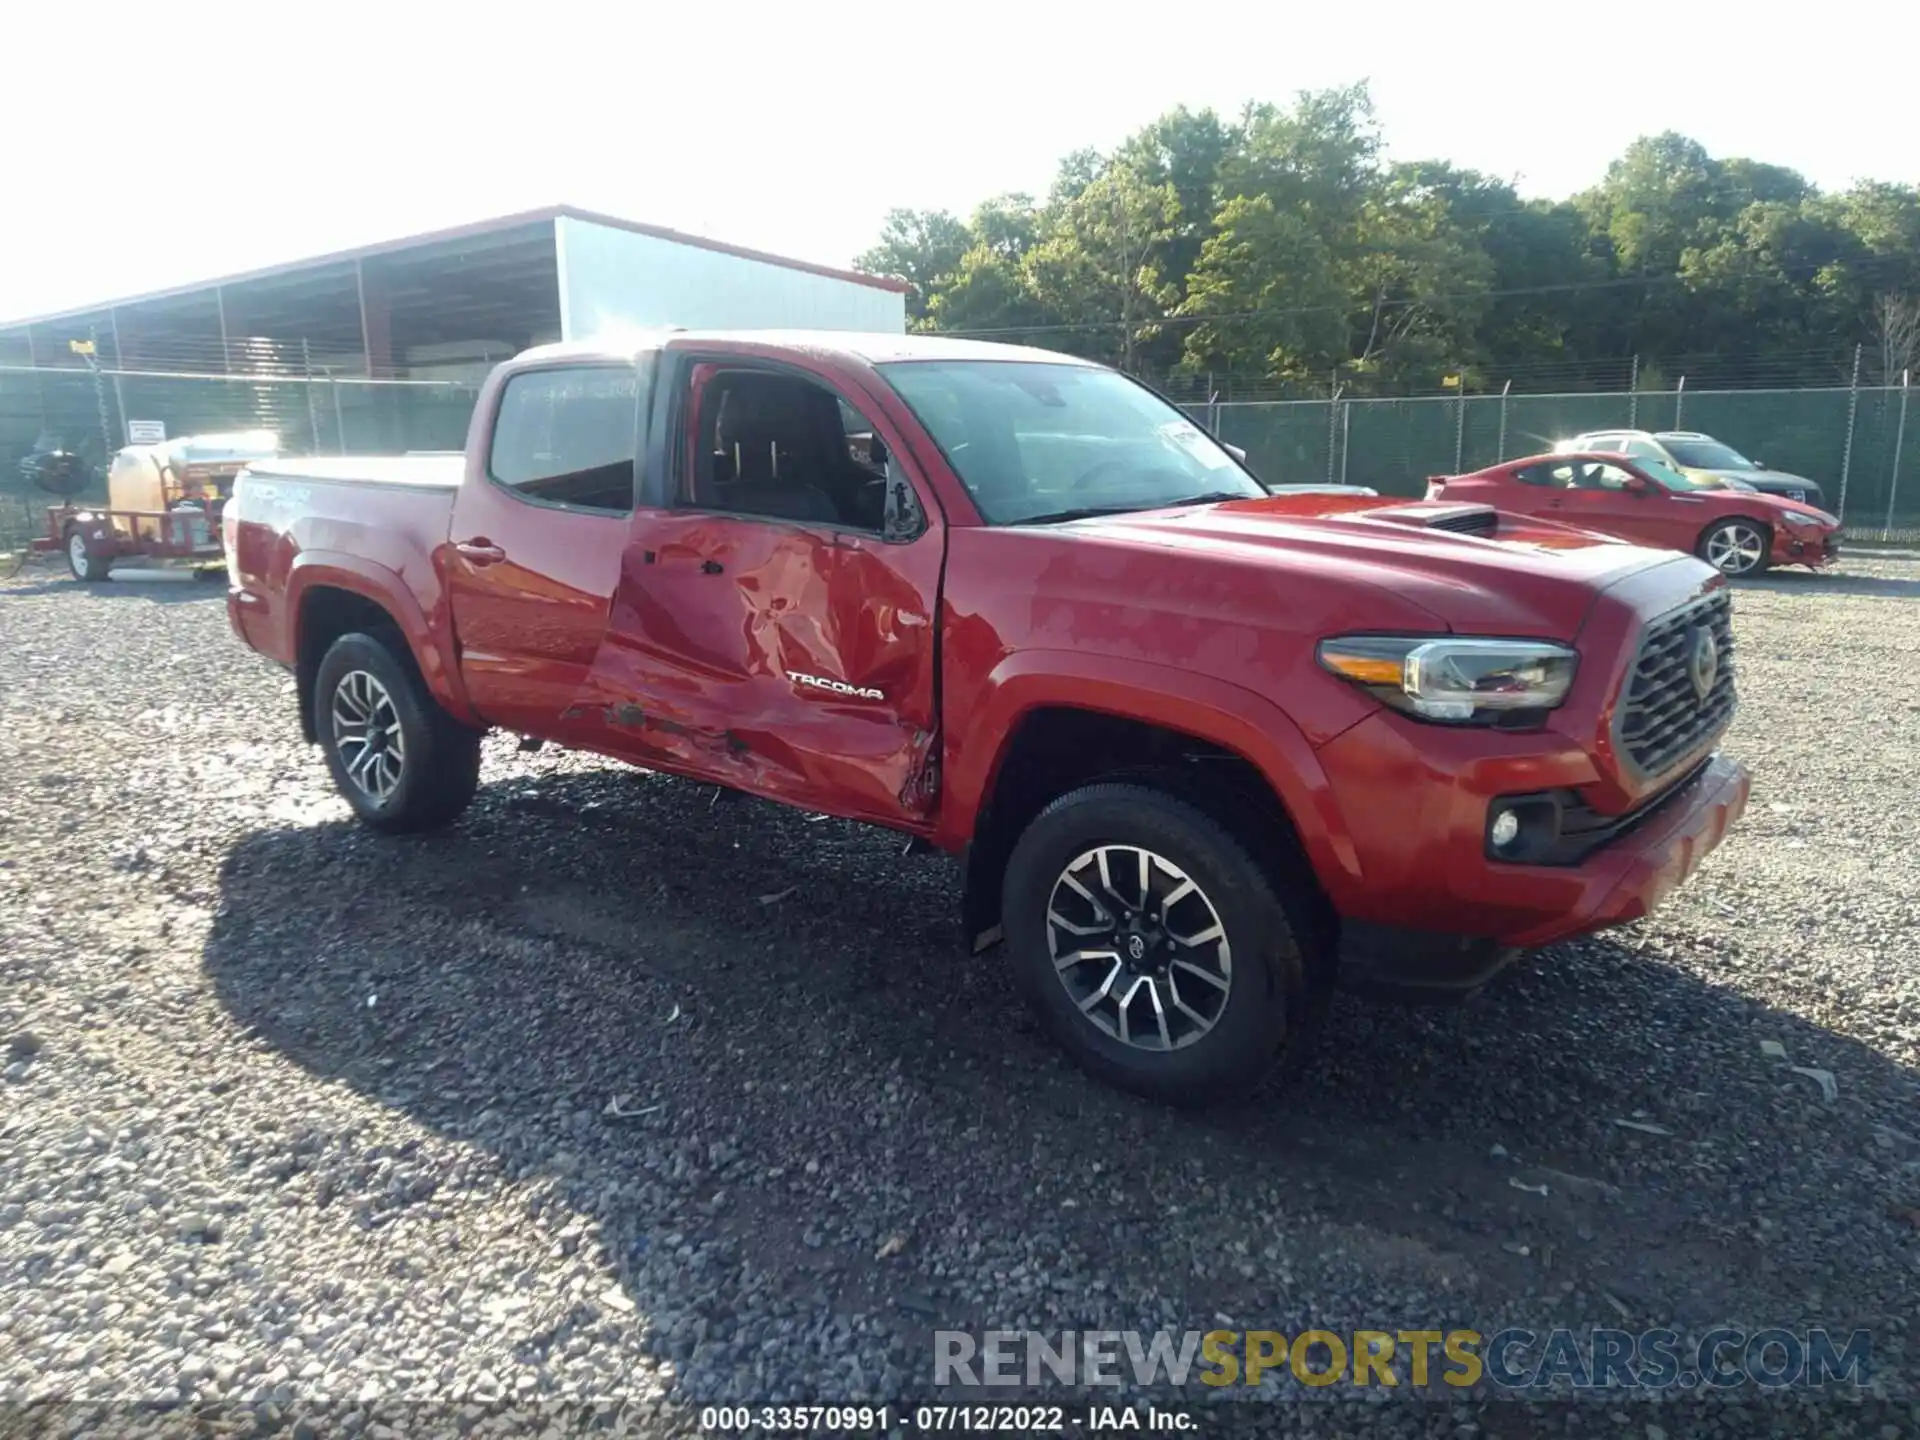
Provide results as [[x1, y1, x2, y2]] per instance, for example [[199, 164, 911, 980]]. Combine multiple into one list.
[[1734, 569, 1920, 598], [200, 765, 1917, 1389]]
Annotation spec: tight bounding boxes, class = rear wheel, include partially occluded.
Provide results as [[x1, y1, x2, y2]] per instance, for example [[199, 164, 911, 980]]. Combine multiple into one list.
[[313, 631, 481, 833], [65, 527, 111, 582], [1699, 518, 1769, 576], [1003, 782, 1324, 1106]]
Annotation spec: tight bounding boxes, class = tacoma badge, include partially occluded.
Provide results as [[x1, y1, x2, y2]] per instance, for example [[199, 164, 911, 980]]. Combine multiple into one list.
[[792, 671, 884, 701]]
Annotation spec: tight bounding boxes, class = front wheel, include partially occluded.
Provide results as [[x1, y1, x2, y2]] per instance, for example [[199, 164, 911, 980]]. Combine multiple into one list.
[[1699, 518, 1769, 577], [66, 527, 112, 582], [313, 631, 482, 834], [1002, 783, 1324, 1106]]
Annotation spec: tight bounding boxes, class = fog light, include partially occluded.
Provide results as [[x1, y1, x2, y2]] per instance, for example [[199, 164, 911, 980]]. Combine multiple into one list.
[[1489, 809, 1521, 850]]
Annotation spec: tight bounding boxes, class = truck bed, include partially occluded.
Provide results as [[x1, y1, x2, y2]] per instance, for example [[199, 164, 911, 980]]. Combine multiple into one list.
[[241, 455, 465, 489], [227, 457, 460, 667]]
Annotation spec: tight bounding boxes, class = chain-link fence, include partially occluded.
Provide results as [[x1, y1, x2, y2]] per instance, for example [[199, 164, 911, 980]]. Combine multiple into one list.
[[0, 364, 479, 512], [6, 357, 1915, 542], [1208, 383, 1919, 539]]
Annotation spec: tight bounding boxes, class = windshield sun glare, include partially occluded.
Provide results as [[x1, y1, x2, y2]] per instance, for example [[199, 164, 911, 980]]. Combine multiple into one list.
[[879, 360, 1265, 524]]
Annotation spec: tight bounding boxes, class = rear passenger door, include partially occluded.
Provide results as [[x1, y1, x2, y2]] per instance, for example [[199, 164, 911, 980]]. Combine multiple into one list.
[[446, 360, 647, 735], [579, 350, 948, 828]]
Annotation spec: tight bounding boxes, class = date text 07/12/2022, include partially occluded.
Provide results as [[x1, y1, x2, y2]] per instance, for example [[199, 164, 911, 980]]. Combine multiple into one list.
[[697, 1403, 1195, 1432]]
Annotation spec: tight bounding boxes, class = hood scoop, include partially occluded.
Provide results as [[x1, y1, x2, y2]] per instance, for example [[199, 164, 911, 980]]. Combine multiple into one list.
[[1363, 503, 1500, 538]]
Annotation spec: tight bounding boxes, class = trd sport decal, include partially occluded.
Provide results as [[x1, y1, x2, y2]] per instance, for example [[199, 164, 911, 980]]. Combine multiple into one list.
[[791, 672, 884, 701]]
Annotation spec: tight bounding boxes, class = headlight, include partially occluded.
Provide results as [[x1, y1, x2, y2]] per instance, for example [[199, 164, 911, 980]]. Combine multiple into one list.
[[1318, 636, 1579, 724], [1779, 508, 1837, 528]]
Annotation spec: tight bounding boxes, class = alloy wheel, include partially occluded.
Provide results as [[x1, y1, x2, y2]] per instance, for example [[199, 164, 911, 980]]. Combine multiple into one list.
[[1706, 523, 1765, 575], [1045, 845, 1233, 1052], [330, 669, 406, 803]]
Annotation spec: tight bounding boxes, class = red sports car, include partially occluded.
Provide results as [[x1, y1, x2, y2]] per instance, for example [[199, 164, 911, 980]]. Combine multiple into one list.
[[1428, 451, 1841, 576]]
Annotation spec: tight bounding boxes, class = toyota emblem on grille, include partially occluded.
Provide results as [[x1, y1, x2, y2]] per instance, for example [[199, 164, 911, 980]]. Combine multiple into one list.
[[1686, 626, 1720, 701]]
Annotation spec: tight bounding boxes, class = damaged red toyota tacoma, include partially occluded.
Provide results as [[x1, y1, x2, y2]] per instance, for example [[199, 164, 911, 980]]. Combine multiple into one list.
[[224, 332, 1750, 1104]]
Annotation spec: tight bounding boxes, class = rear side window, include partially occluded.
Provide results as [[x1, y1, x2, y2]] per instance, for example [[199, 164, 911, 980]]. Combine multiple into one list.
[[488, 364, 642, 513]]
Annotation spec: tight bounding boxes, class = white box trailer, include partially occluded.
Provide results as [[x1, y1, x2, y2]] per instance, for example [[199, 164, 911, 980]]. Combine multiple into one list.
[[555, 213, 906, 340]]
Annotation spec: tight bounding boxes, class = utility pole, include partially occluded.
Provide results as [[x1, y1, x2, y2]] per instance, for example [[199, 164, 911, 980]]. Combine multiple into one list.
[[1326, 384, 1342, 484], [1837, 344, 1863, 524], [1454, 382, 1467, 473], [1886, 369, 1911, 538]]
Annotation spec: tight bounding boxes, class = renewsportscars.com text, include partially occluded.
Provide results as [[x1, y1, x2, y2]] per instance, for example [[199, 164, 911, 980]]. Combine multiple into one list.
[[935, 1327, 1872, 1393]]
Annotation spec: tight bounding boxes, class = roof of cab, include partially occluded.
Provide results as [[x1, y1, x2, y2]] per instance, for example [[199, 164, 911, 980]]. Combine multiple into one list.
[[512, 329, 1094, 370]]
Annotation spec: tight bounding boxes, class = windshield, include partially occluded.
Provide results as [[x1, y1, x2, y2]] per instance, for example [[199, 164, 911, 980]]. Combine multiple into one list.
[[1661, 437, 1756, 471], [1636, 456, 1722, 492], [877, 360, 1265, 524]]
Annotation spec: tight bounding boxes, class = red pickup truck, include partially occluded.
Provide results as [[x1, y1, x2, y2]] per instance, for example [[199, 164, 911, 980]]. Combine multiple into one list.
[[224, 331, 1751, 1105]]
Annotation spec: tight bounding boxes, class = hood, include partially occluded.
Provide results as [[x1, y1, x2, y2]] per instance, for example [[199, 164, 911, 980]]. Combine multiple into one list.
[[1693, 484, 1837, 525], [1049, 494, 1702, 639], [1697, 466, 1820, 492]]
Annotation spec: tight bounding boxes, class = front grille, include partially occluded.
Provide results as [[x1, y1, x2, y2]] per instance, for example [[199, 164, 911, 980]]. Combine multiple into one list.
[[1616, 590, 1736, 777], [1424, 507, 1498, 537], [1547, 759, 1712, 864]]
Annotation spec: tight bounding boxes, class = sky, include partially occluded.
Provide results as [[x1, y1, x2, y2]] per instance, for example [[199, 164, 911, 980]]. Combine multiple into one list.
[[1, 0, 1914, 325]]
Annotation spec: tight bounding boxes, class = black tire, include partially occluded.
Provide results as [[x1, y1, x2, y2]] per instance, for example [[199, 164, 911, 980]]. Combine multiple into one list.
[[312, 630, 482, 834], [1003, 782, 1324, 1107], [64, 527, 112, 582], [1697, 517, 1770, 577]]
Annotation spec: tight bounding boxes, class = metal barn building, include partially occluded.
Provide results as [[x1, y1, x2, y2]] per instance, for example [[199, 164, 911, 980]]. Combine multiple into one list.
[[0, 206, 908, 466]]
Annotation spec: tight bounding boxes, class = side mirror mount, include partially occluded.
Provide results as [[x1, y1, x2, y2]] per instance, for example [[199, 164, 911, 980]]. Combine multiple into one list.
[[1625, 473, 1656, 496], [881, 458, 927, 543]]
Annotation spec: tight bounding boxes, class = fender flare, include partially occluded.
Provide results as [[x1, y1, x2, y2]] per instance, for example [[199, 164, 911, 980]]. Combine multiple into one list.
[[287, 550, 479, 726], [941, 648, 1366, 906]]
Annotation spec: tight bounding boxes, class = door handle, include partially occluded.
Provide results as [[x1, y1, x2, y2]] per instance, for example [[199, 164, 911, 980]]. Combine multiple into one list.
[[456, 539, 506, 565]]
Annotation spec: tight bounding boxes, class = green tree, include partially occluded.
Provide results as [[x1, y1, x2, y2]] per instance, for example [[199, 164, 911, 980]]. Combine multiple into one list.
[[861, 94, 1920, 398], [855, 209, 974, 326], [1223, 84, 1381, 245], [1024, 166, 1179, 370], [969, 194, 1041, 263], [1115, 107, 1232, 293], [1812, 182, 1920, 380], [927, 244, 1053, 341], [1340, 173, 1497, 389], [1178, 194, 1341, 380]]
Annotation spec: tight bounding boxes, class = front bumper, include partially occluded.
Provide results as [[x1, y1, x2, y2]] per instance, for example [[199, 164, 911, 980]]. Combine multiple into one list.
[[1315, 699, 1750, 977], [1499, 752, 1747, 946], [1774, 529, 1839, 568]]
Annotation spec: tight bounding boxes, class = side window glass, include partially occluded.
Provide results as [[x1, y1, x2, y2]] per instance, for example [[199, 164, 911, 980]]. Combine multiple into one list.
[[684, 369, 922, 539], [1563, 462, 1632, 491], [1592, 463, 1635, 491], [488, 366, 639, 513], [1513, 464, 1558, 487]]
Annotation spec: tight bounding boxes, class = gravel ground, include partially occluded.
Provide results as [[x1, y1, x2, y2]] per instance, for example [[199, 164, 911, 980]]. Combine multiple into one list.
[[2, 559, 1917, 1439]]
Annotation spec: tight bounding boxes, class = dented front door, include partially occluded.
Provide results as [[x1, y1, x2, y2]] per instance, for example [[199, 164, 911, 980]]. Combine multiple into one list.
[[574, 370, 945, 828]]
